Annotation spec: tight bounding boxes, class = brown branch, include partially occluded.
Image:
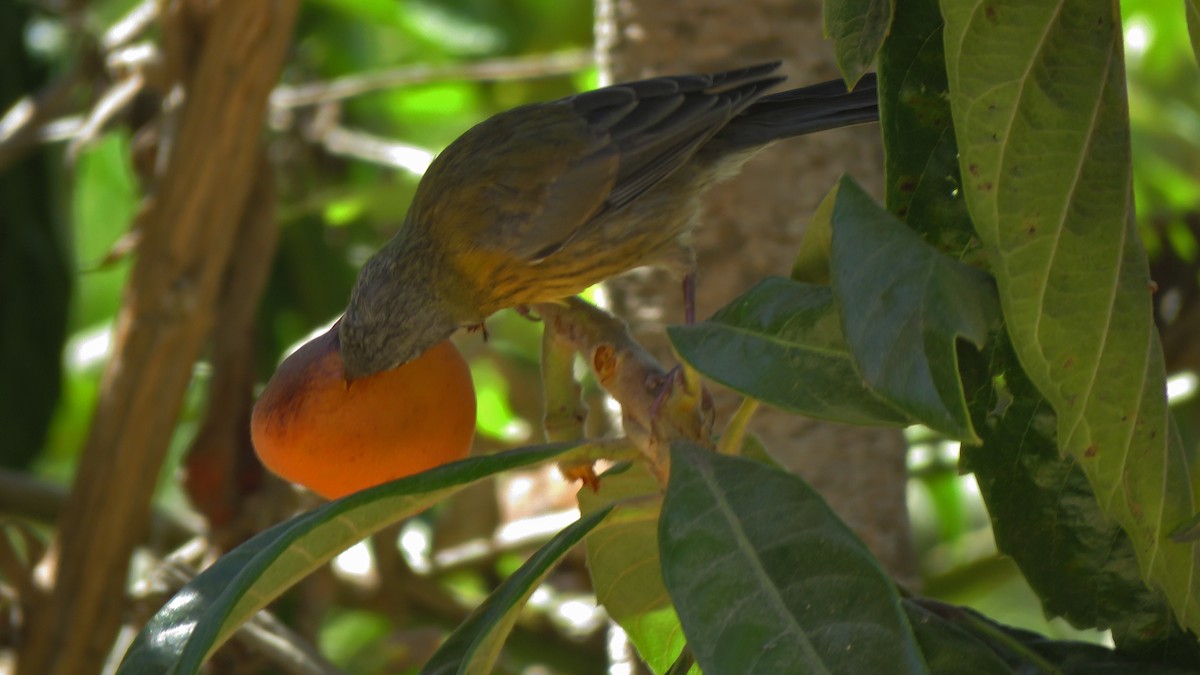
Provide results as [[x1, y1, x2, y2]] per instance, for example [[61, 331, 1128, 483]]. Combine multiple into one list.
[[0, 60, 93, 171], [181, 151, 279, 551], [0, 468, 200, 550], [19, 2, 299, 674], [533, 298, 715, 482]]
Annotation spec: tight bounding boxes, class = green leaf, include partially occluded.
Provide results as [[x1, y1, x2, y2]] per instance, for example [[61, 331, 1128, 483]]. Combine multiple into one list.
[[659, 441, 927, 675], [902, 600, 1013, 675], [668, 277, 910, 427], [578, 463, 683, 673], [118, 443, 574, 675], [792, 183, 835, 284], [1187, 0, 1200, 66], [0, 126, 69, 471], [420, 506, 612, 675], [960, 339, 1189, 652], [942, 0, 1200, 632], [909, 598, 1200, 674], [824, 0, 895, 84], [877, 0, 978, 256], [830, 176, 998, 441]]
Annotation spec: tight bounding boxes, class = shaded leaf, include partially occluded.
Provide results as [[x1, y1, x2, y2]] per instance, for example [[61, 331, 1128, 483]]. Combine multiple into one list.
[[577, 463, 683, 673], [668, 277, 909, 427], [659, 441, 927, 675], [1188, 0, 1200, 67], [877, 0, 978, 256], [824, 0, 895, 84], [910, 598, 1200, 674], [830, 176, 998, 441], [942, 0, 1200, 632], [421, 506, 612, 674], [118, 443, 574, 675], [960, 338, 1191, 653], [902, 600, 1013, 675]]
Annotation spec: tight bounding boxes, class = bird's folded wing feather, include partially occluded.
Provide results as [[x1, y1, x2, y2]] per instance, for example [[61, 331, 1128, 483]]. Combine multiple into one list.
[[432, 62, 787, 262]]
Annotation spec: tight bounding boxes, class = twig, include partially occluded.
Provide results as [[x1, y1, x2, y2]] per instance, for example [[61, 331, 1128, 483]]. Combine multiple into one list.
[[270, 50, 592, 109], [0, 62, 91, 171], [0, 468, 200, 550], [317, 125, 433, 175], [102, 0, 158, 51]]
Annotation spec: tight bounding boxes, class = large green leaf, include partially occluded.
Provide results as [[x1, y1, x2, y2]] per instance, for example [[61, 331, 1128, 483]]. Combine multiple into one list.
[[659, 441, 928, 674], [668, 277, 910, 427], [830, 176, 998, 441], [877, 0, 978, 257], [421, 506, 612, 674], [118, 443, 574, 675], [960, 339, 1193, 655], [578, 463, 683, 673], [942, 0, 1200, 632], [823, 0, 895, 84]]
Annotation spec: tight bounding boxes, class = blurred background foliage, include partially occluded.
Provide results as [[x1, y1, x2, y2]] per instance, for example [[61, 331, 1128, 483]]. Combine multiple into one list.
[[2, 0, 1199, 672]]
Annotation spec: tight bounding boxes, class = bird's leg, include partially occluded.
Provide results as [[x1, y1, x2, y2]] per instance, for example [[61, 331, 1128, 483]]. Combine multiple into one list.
[[683, 272, 697, 325], [467, 322, 489, 342]]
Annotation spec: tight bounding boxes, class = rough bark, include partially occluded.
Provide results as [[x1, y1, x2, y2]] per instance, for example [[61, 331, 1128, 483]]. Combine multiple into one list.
[[20, 3, 299, 674], [596, 0, 918, 583]]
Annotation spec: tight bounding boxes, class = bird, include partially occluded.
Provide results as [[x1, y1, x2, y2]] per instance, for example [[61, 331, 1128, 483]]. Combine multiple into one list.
[[339, 61, 879, 382]]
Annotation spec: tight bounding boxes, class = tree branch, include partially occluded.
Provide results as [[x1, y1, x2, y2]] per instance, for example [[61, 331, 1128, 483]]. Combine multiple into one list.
[[19, 3, 299, 674]]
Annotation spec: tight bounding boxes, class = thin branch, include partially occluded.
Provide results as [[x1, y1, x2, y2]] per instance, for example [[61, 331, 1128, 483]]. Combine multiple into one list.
[[0, 468, 200, 550], [318, 125, 433, 175], [270, 50, 592, 109]]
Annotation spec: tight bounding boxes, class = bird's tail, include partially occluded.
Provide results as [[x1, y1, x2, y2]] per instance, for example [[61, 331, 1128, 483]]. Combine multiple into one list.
[[715, 73, 879, 149]]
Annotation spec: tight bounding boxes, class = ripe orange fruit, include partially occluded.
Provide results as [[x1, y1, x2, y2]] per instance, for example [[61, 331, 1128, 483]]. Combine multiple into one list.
[[251, 325, 476, 499]]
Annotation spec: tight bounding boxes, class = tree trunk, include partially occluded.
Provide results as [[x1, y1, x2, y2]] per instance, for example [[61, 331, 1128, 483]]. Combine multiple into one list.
[[596, 0, 917, 583]]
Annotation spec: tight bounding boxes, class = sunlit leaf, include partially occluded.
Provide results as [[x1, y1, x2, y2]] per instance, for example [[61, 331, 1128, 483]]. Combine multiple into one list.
[[660, 441, 927, 674], [942, 0, 1200, 633], [578, 463, 683, 673], [791, 183, 835, 285]]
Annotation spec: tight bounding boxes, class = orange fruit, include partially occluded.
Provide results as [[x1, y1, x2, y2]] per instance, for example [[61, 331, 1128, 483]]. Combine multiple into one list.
[[251, 325, 476, 499]]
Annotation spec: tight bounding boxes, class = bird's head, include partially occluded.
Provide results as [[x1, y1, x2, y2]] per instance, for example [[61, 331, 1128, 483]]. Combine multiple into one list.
[[338, 235, 463, 383]]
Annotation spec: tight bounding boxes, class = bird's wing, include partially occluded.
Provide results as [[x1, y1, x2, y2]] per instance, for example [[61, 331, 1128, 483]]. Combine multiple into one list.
[[429, 62, 786, 262]]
